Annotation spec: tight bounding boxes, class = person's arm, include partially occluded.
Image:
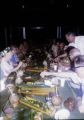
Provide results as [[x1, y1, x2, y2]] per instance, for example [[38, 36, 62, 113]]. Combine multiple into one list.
[[54, 53, 67, 62], [12, 62, 23, 72], [57, 53, 67, 59], [40, 70, 72, 78], [40, 71, 81, 84]]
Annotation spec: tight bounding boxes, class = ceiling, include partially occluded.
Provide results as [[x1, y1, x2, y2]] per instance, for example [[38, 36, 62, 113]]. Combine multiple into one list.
[[0, 0, 84, 26]]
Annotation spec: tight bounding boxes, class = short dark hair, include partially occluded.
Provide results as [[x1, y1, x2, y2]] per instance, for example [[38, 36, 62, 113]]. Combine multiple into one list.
[[5, 72, 17, 85], [74, 55, 84, 68], [66, 32, 76, 37], [66, 46, 75, 55], [10, 45, 17, 51]]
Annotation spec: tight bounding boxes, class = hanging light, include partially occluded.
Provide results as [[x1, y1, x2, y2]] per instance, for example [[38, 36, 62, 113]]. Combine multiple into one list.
[[67, 4, 69, 8], [65, 0, 72, 8], [32, 26, 44, 30], [22, 5, 24, 8]]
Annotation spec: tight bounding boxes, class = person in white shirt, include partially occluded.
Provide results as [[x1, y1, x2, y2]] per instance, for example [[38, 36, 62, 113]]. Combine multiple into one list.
[[65, 32, 84, 55], [1, 48, 23, 78], [0, 48, 23, 92], [55, 46, 81, 71], [40, 55, 84, 113]]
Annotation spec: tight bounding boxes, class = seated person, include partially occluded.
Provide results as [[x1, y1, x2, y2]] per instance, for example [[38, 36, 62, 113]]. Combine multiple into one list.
[[58, 42, 65, 56], [40, 55, 84, 113], [51, 40, 59, 58], [57, 57, 71, 72], [1, 47, 23, 79], [23, 40, 29, 53], [10, 45, 20, 67], [68, 47, 81, 61], [55, 46, 76, 60], [54, 48, 68, 63], [19, 43, 26, 55], [56, 46, 81, 71]]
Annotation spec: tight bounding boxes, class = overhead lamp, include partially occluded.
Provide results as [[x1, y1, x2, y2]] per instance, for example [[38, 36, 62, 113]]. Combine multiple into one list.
[[32, 26, 43, 30], [22, 5, 24, 8]]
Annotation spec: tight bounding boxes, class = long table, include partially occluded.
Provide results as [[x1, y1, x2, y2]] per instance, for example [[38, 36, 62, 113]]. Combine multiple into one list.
[[0, 78, 84, 119]]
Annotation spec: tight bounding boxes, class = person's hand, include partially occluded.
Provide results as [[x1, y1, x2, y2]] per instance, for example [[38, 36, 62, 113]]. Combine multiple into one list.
[[17, 70, 24, 77], [19, 61, 23, 66], [22, 63, 27, 68], [40, 71, 49, 78], [54, 57, 60, 62], [17, 62, 23, 70], [64, 45, 68, 50]]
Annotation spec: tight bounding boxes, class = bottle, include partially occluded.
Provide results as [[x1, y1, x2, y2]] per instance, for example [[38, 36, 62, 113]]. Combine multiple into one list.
[[43, 60, 48, 70], [54, 64, 57, 71]]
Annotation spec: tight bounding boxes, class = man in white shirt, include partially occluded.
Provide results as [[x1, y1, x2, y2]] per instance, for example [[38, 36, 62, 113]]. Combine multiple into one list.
[[40, 55, 84, 113], [65, 32, 84, 55]]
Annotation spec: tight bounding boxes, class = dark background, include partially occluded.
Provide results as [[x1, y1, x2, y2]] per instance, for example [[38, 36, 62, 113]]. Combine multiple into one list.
[[0, 0, 84, 50]]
